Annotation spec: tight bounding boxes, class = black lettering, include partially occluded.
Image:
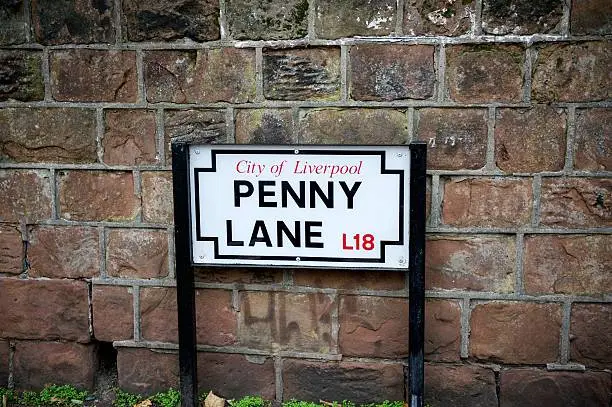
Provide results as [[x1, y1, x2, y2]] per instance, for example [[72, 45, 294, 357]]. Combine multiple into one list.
[[249, 220, 272, 247], [281, 181, 306, 208], [305, 221, 324, 248], [258, 181, 277, 207], [234, 180, 254, 207], [277, 221, 301, 247], [310, 181, 334, 208], [225, 220, 244, 246], [339, 181, 362, 209]]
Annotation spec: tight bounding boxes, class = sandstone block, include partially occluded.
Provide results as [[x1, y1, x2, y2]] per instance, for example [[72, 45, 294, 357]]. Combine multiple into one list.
[[294, 269, 405, 290], [425, 364, 497, 407], [404, 0, 475, 36], [0, 340, 8, 386], [0, 50, 43, 101], [141, 171, 173, 224], [28, 226, 100, 279], [350, 44, 435, 101], [117, 348, 178, 395], [574, 108, 611, 171], [106, 229, 168, 279], [570, 303, 612, 369], [482, 0, 563, 34], [0, 224, 22, 275], [235, 109, 295, 144], [571, 0, 612, 35], [0, 0, 26, 44], [315, 0, 396, 39], [225, 0, 308, 40], [194, 268, 283, 284], [92, 285, 134, 342], [0, 170, 52, 223], [103, 110, 157, 166]]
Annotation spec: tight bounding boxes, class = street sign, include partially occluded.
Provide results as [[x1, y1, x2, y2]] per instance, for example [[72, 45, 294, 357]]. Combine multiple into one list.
[[188, 145, 411, 269]]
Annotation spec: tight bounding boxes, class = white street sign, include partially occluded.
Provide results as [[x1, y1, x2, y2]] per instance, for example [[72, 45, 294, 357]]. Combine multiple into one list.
[[189, 145, 410, 269]]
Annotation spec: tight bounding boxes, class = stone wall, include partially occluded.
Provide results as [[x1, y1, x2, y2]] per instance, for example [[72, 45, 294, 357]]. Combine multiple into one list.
[[0, 0, 611, 406]]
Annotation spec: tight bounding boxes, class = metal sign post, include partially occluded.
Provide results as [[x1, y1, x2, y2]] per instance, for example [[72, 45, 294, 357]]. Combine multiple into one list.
[[171, 143, 426, 407]]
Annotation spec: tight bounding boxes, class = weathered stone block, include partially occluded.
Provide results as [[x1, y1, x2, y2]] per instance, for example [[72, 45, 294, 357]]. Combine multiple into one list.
[[470, 301, 561, 364], [197, 353, 276, 399], [0, 170, 52, 223], [31, 0, 114, 44], [524, 235, 611, 296], [226, 0, 308, 40], [0, 279, 90, 342], [482, 0, 563, 34], [350, 44, 435, 101], [294, 269, 405, 290], [235, 109, 295, 144], [0, 224, 22, 275], [238, 291, 333, 353], [0, 340, 8, 386], [574, 108, 611, 171], [264, 48, 340, 101], [0, 50, 43, 101], [571, 0, 612, 35], [50, 50, 137, 102], [299, 108, 408, 144], [103, 110, 157, 166], [415, 108, 488, 170], [283, 360, 404, 403], [58, 171, 138, 222], [194, 268, 283, 284], [106, 229, 168, 279], [446, 45, 524, 103], [28, 226, 100, 279], [532, 42, 610, 103], [164, 109, 226, 164], [426, 235, 516, 293], [122, 0, 219, 41], [540, 177, 611, 228], [500, 369, 611, 407], [315, 0, 396, 39], [495, 106, 567, 173], [0, 108, 96, 163], [0, 0, 26, 44], [13, 341, 97, 390], [404, 0, 475, 36], [145, 49, 255, 103], [425, 364, 498, 407], [141, 288, 237, 346], [570, 303, 612, 369], [117, 348, 178, 395], [441, 177, 532, 227], [141, 171, 173, 224], [92, 285, 134, 342]]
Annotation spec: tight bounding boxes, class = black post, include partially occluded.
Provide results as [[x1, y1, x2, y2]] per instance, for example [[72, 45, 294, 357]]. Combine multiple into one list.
[[408, 142, 426, 407], [171, 143, 198, 407]]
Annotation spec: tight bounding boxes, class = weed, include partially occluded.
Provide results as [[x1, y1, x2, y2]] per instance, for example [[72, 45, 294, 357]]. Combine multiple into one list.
[[39, 384, 88, 406], [113, 389, 142, 407], [229, 395, 267, 407], [150, 389, 181, 407]]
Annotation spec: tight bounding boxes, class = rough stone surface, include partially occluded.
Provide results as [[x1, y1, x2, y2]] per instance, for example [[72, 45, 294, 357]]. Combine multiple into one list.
[[315, 0, 396, 39], [117, 348, 178, 395], [340, 297, 460, 361], [574, 108, 611, 171], [482, 0, 563, 34], [571, 0, 612, 35], [524, 235, 611, 296], [0, 0, 26, 44], [0, 108, 96, 163], [263, 48, 340, 101], [50, 50, 137, 102], [103, 110, 157, 166], [426, 235, 516, 293], [238, 291, 333, 353], [235, 109, 295, 144], [532, 42, 610, 103], [404, 0, 475, 36], [441, 177, 532, 227], [0, 340, 8, 386], [226, 0, 308, 40], [570, 303, 612, 369], [500, 369, 611, 407], [122, 0, 219, 41], [58, 171, 138, 222], [141, 288, 237, 346], [197, 353, 276, 399], [350, 44, 435, 101], [425, 364, 498, 407], [194, 268, 283, 284], [0, 170, 52, 222], [106, 229, 168, 279], [13, 341, 97, 390], [164, 109, 226, 164], [141, 171, 173, 224], [415, 108, 488, 170], [470, 301, 561, 364], [299, 109, 408, 144], [0, 224, 22, 275], [0, 50, 44, 101], [31, 0, 114, 44], [0, 279, 90, 342], [294, 269, 405, 290], [540, 177, 612, 228], [446, 45, 524, 103], [495, 106, 567, 173], [283, 360, 404, 403], [28, 226, 100, 279], [145, 49, 256, 103], [92, 285, 134, 342]]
